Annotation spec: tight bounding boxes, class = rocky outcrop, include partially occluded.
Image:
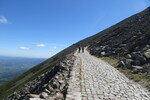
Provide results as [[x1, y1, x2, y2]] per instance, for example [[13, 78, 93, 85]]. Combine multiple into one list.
[[7, 54, 75, 100], [144, 49, 150, 59], [116, 44, 150, 73], [90, 45, 115, 57]]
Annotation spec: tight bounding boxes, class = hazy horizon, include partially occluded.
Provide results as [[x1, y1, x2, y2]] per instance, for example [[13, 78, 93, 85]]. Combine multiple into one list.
[[0, 55, 47, 59], [0, 56, 46, 84]]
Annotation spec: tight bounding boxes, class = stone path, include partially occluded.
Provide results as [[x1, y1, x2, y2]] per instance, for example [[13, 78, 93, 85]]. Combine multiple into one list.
[[66, 49, 150, 100], [66, 51, 82, 100]]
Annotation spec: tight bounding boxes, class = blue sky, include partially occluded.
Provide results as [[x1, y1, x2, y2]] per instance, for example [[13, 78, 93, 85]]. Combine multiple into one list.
[[0, 0, 149, 58]]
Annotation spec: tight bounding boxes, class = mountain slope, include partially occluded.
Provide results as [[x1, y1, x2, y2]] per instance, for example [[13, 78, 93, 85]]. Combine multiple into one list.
[[0, 7, 150, 100], [87, 7, 150, 69], [88, 7, 150, 57]]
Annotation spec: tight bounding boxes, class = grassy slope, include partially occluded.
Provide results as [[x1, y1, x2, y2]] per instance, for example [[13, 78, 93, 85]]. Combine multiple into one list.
[[0, 59, 56, 99]]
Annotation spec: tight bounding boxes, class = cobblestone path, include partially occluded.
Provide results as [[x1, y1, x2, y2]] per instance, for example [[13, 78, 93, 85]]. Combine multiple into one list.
[[66, 50, 150, 100]]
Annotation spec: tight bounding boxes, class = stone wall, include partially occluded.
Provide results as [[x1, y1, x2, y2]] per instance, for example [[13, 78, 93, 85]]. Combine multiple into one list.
[[7, 54, 75, 100]]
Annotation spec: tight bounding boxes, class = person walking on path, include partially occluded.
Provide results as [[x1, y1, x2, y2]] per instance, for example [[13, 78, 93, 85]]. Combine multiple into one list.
[[82, 46, 84, 53], [78, 47, 81, 53]]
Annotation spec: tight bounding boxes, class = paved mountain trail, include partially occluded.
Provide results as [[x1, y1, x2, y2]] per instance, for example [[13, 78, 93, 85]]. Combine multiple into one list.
[[66, 49, 150, 100]]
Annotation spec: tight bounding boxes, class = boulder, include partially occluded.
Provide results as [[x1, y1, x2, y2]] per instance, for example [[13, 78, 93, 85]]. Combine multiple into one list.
[[144, 49, 150, 59], [47, 85, 54, 92], [125, 59, 133, 68], [126, 54, 132, 59], [132, 65, 143, 70], [101, 46, 106, 51], [58, 80, 65, 84], [131, 52, 146, 65], [142, 65, 150, 73], [131, 68, 140, 74], [95, 47, 101, 51], [132, 60, 141, 66], [54, 88, 60, 93], [44, 89, 51, 94], [39, 92, 49, 98], [55, 92, 64, 100], [16, 92, 21, 99], [141, 45, 150, 52], [131, 66, 143, 74], [19, 87, 29, 94], [101, 51, 106, 56], [117, 58, 126, 67], [106, 51, 113, 56], [101, 51, 112, 57], [27, 94, 40, 98], [135, 55, 146, 65], [118, 58, 133, 69], [52, 81, 60, 89], [29, 98, 45, 100], [59, 83, 66, 91]]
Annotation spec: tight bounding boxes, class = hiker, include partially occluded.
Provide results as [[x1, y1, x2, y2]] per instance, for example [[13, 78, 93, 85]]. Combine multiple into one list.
[[82, 46, 84, 53], [78, 47, 81, 53]]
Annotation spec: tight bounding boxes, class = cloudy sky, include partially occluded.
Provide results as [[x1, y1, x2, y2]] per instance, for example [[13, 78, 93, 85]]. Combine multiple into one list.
[[0, 0, 149, 58]]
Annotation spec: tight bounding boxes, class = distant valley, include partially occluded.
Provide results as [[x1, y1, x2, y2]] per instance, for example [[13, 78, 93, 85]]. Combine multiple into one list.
[[0, 56, 46, 84]]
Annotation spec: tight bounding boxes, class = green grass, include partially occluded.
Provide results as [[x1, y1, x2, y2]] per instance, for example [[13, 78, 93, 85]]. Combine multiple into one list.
[[100, 57, 150, 91], [100, 57, 118, 67], [0, 59, 56, 99]]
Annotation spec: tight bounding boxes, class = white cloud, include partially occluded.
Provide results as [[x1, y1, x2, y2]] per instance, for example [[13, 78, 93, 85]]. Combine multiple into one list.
[[0, 16, 8, 24], [19, 46, 30, 50], [36, 44, 46, 47]]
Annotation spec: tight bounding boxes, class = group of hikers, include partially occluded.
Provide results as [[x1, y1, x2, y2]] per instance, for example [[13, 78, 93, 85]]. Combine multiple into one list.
[[78, 46, 84, 53], [73, 43, 85, 53]]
